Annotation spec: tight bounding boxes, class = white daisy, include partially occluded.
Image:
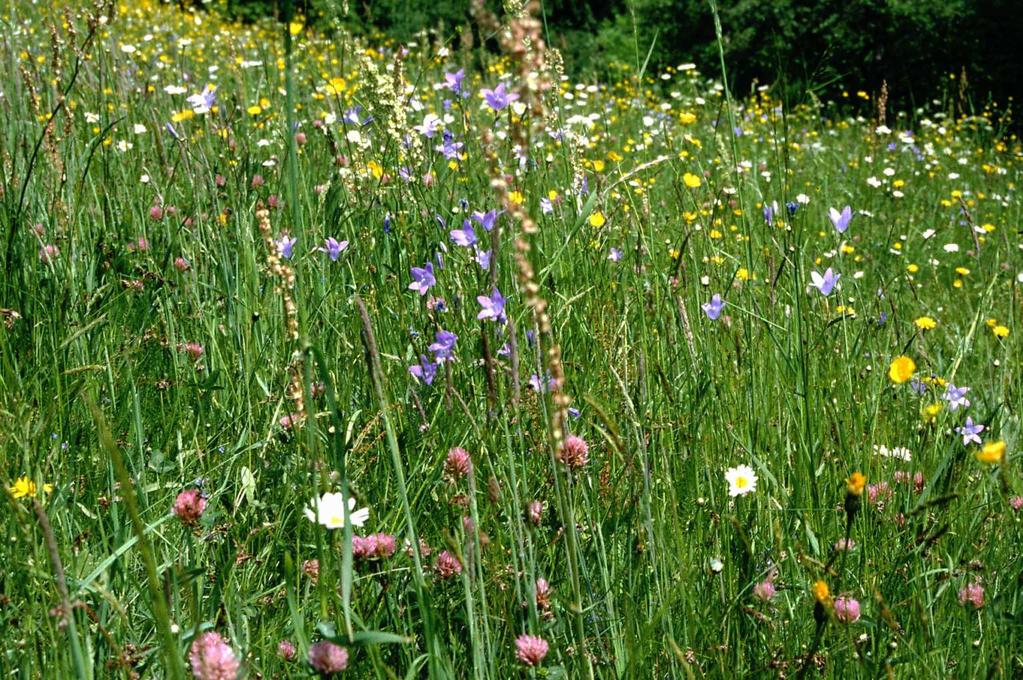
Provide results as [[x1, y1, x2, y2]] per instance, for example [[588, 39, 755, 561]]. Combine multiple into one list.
[[725, 464, 758, 497], [304, 492, 369, 530]]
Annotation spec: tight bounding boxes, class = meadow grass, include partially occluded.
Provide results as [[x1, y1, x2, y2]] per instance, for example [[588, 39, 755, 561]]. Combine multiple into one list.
[[1, 1, 1022, 677]]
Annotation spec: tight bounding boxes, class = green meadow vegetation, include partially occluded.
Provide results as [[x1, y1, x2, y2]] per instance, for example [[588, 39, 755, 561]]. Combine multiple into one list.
[[1, 0, 1022, 677]]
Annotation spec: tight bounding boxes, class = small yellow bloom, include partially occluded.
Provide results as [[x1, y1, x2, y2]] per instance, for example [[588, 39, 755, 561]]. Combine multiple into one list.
[[247, 105, 262, 116], [921, 402, 943, 423], [683, 172, 702, 189], [975, 440, 1005, 464], [588, 211, 606, 228], [509, 191, 524, 205], [289, 19, 305, 36], [592, 159, 605, 173], [846, 472, 866, 497], [993, 325, 1009, 338], [888, 356, 916, 384], [324, 77, 346, 95], [914, 316, 937, 330], [813, 580, 831, 605], [10, 476, 53, 499]]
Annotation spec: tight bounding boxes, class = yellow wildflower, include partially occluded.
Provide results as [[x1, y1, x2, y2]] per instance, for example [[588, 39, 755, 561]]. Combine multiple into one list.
[[846, 472, 866, 496], [813, 580, 831, 605], [888, 356, 916, 383], [10, 476, 53, 499], [921, 402, 943, 423], [975, 440, 1005, 464]]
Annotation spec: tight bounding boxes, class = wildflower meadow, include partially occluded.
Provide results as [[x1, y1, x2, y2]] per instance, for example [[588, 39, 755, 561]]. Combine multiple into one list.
[[2, 0, 1022, 677]]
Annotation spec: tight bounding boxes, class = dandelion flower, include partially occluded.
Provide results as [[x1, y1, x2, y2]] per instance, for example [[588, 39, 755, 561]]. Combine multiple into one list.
[[914, 316, 937, 330], [812, 580, 831, 605], [10, 476, 53, 499], [888, 356, 916, 384], [845, 472, 866, 496], [975, 440, 1005, 465], [921, 402, 943, 423]]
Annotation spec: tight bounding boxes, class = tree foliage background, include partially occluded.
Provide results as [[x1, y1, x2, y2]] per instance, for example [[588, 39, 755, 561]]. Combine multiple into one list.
[[205, 0, 1021, 117]]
